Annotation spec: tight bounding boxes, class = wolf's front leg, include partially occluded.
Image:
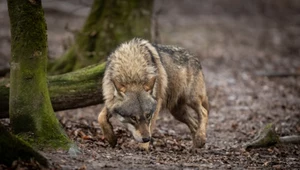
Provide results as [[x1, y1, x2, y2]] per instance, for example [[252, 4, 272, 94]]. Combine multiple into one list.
[[98, 107, 117, 147]]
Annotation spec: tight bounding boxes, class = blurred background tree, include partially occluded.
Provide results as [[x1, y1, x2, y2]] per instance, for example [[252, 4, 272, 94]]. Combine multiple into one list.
[[49, 0, 154, 74]]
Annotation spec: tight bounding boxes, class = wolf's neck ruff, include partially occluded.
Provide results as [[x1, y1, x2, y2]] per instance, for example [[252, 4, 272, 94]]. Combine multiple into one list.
[[106, 38, 167, 105], [109, 39, 157, 85]]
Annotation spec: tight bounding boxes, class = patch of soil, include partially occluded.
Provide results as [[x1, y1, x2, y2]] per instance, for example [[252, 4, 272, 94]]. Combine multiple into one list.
[[1, 0, 300, 169]]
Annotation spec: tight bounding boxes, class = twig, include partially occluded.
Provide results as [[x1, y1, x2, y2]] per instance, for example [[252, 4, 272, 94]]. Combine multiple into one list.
[[280, 135, 300, 144]]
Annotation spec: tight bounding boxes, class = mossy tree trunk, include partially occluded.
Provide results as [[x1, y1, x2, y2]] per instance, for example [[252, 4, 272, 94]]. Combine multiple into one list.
[[49, 0, 153, 74], [8, 0, 70, 148]]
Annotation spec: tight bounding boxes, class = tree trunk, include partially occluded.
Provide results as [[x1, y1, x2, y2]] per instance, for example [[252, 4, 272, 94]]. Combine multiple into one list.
[[0, 63, 105, 118], [49, 0, 153, 74], [7, 0, 70, 148]]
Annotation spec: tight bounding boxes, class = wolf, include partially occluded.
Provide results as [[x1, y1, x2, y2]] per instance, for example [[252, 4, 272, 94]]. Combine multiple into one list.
[[98, 38, 209, 150]]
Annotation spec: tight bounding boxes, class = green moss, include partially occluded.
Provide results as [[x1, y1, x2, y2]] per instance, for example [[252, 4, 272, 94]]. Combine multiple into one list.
[[17, 131, 71, 150], [259, 123, 280, 145], [244, 123, 280, 150], [50, 62, 106, 82]]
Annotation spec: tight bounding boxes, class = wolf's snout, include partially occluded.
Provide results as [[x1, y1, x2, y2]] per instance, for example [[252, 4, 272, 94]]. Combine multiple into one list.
[[142, 137, 151, 143]]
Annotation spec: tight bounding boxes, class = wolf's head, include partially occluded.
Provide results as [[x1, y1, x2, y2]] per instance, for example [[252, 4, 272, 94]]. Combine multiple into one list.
[[102, 39, 163, 143], [109, 77, 157, 143]]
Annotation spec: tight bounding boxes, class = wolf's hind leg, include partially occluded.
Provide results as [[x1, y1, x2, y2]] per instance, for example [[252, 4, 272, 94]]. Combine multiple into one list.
[[171, 104, 198, 139], [98, 107, 117, 147], [189, 99, 208, 148]]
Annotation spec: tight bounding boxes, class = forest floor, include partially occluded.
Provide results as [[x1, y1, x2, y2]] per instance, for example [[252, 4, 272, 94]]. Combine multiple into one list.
[[0, 0, 300, 169]]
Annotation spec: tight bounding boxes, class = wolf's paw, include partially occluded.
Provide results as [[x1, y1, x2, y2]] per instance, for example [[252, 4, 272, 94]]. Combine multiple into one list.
[[104, 133, 117, 147], [193, 134, 206, 148], [138, 142, 150, 151]]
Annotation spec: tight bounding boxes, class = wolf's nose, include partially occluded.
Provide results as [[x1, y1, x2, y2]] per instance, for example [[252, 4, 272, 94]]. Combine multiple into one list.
[[142, 137, 151, 143]]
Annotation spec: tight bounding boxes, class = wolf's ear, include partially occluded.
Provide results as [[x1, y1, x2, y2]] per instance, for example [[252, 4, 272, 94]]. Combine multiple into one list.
[[112, 79, 126, 93], [143, 77, 156, 92]]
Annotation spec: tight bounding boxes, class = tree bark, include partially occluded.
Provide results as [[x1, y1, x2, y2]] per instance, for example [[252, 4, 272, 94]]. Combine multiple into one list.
[[49, 0, 153, 74], [0, 63, 105, 118], [7, 0, 70, 148]]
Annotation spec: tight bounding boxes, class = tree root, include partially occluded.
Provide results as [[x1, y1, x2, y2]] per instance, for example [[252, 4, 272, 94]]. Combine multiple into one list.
[[243, 123, 300, 150], [0, 123, 48, 167]]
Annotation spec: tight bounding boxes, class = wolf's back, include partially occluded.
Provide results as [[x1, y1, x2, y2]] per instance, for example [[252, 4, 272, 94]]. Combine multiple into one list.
[[153, 44, 202, 70]]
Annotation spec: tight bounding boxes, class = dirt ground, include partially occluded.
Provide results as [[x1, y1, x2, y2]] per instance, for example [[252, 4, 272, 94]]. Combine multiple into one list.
[[1, 0, 300, 169]]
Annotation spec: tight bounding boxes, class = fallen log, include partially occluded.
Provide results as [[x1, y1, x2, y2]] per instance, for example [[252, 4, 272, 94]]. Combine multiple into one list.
[[0, 63, 105, 118]]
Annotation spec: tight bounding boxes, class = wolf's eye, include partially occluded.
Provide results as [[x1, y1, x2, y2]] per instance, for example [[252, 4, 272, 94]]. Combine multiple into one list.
[[146, 113, 151, 119], [130, 116, 137, 122]]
